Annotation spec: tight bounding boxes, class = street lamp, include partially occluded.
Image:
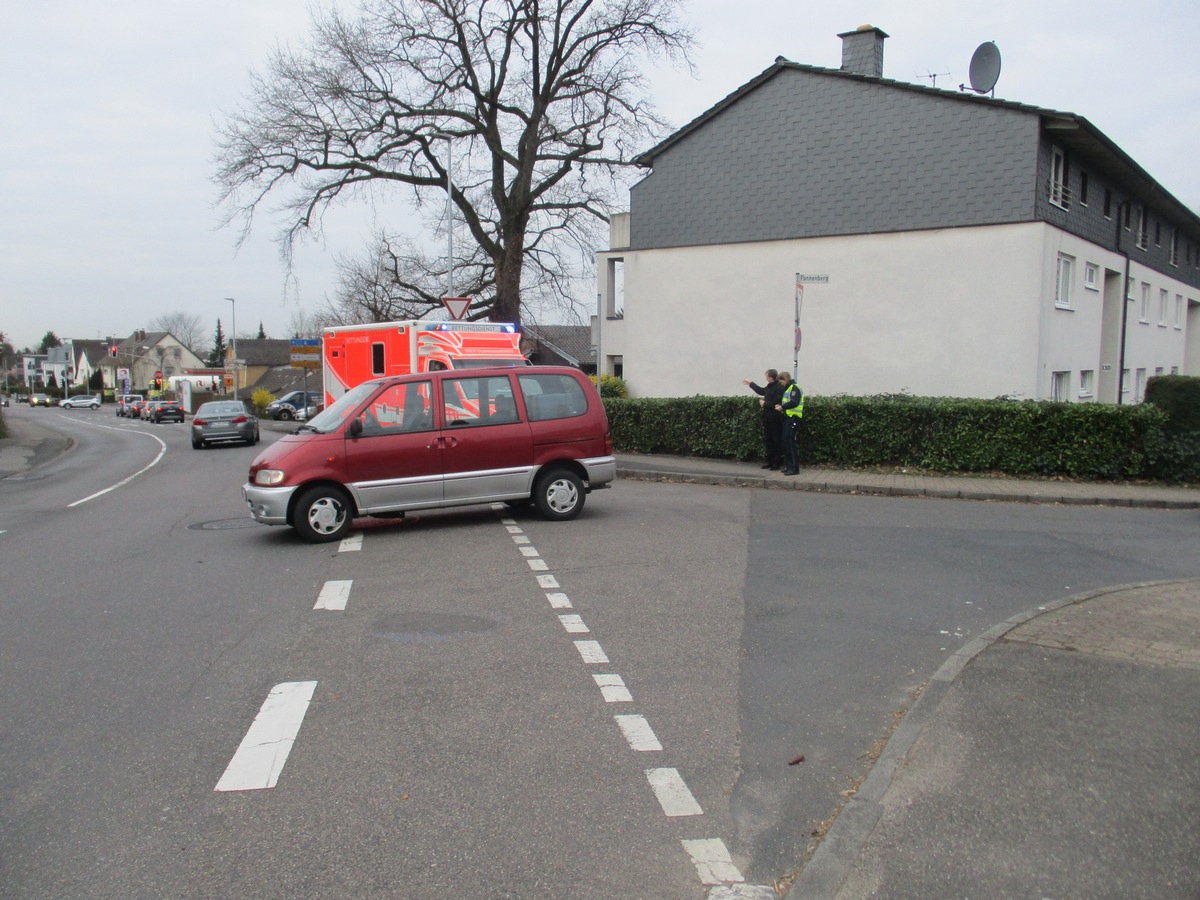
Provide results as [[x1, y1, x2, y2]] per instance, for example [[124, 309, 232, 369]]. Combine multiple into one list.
[[432, 133, 454, 298], [225, 297, 238, 401]]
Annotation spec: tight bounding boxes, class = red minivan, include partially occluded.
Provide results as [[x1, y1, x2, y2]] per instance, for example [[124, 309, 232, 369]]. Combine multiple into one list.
[[243, 366, 616, 542]]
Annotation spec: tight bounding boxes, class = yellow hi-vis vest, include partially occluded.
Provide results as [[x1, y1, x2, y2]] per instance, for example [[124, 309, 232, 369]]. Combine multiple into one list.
[[781, 383, 804, 418]]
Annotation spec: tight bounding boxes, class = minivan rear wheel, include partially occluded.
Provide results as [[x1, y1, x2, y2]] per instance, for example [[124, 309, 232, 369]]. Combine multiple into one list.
[[533, 468, 585, 521], [293, 485, 354, 543]]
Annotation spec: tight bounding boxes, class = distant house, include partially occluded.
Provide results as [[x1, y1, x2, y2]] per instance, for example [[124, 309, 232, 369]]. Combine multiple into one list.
[[523, 325, 595, 373], [106, 331, 207, 393], [597, 25, 1200, 401], [231, 339, 325, 400]]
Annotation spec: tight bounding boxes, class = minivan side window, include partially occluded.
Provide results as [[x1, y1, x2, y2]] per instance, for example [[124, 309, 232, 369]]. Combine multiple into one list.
[[443, 375, 519, 426], [518, 373, 588, 421], [359, 381, 433, 435]]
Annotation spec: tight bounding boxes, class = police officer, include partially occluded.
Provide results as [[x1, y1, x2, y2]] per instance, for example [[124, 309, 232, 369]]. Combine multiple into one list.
[[743, 369, 783, 469], [775, 371, 804, 476]]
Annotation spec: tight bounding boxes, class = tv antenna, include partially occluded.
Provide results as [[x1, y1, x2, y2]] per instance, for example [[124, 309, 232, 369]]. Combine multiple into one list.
[[961, 41, 1001, 96], [918, 69, 951, 88]]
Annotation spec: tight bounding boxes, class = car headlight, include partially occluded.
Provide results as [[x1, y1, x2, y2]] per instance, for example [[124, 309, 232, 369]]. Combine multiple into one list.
[[254, 469, 286, 486]]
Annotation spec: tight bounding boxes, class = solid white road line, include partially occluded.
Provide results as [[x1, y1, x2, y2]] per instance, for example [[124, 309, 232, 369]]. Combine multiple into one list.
[[593, 674, 633, 703], [645, 767, 703, 817], [314, 580, 353, 610], [338, 534, 363, 552], [215, 681, 317, 792], [574, 640, 609, 664], [67, 428, 167, 507], [615, 714, 662, 752], [681, 838, 746, 886]]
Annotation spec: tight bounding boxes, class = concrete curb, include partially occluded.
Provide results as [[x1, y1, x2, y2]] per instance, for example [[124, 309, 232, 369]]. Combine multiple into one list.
[[785, 577, 1200, 898], [615, 465, 1200, 510]]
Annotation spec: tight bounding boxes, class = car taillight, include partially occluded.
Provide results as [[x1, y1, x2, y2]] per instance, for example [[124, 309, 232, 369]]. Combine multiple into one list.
[[193, 417, 207, 426], [232, 415, 248, 424]]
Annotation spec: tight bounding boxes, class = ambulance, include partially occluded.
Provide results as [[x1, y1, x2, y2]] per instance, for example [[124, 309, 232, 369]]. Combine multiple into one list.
[[321, 320, 526, 406]]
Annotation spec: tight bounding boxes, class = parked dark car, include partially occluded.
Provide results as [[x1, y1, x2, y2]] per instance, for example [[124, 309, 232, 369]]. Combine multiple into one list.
[[116, 393, 143, 417], [149, 399, 185, 423], [192, 400, 260, 449], [265, 390, 323, 421]]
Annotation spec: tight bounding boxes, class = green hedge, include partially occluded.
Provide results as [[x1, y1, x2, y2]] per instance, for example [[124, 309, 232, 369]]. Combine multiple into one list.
[[604, 393, 1200, 483]]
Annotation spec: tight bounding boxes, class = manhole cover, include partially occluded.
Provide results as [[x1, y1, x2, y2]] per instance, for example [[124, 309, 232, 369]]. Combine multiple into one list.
[[188, 518, 264, 531]]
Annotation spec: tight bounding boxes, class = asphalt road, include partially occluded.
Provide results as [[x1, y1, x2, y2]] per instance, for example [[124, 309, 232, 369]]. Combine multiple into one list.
[[2, 406, 1199, 898]]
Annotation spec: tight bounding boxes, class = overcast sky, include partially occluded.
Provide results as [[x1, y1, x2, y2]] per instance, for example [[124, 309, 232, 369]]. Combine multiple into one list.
[[3, 0, 1197, 351]]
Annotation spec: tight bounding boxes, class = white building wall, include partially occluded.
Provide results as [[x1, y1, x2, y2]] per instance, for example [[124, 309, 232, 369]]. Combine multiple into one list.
[[600, 221, 1198, 401], [604, 223, 1049, 399], [1119, 260, 1194, 400]]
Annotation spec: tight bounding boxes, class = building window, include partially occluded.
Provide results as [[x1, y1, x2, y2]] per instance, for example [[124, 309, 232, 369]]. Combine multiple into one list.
[[1155, 221, 1162, 246], [1051, 370, 1071, 401], [1103, 189, 1112, 218], [1136, 206, 1148, 249], [1124, 204, 1132, 230], [1139, 283, 1150, 322], [1079, 172, 1089, 205], [1079, 369, 1095, 398], [1055, 254, 1074, 308], [1159, 288, 1168, 325], [1084, 262, 1099, 290], [1121, 369, 1130, 396], [1135, 368, 1147, 402], [1170, 228, 1179, 266], [1049, 146, 1069, 209], [1177, 294, 1185, 328]]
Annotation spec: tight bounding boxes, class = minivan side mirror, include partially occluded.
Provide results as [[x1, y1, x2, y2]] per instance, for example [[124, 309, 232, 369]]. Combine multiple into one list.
[[348, 417, 363, 437]]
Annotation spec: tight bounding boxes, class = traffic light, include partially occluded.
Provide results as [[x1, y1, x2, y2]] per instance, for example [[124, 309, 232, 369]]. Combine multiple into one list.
[[109, 344, 118, 358]]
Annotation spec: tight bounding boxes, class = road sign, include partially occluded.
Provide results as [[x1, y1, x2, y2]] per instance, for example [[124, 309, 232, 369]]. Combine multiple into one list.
[[290, 339, 321, 368], [442, 296, 471, 320]]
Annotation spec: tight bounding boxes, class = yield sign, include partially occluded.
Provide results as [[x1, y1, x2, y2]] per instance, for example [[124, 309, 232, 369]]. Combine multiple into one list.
[[442, 296, 471, 320]]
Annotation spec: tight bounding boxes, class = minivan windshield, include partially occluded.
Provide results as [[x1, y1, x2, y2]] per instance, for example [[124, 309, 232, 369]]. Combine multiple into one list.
[[301, 382, 377, 433]]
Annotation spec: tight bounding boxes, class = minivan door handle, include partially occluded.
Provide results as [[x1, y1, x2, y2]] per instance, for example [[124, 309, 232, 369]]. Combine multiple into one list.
[[432, 435, 458, 449]]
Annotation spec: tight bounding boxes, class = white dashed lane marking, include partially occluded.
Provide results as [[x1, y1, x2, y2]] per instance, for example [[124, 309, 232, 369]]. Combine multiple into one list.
[[593, 674, 633, 703], [681, 839, 746, 887], [497, 511, 751, 889], [615, 714, 662, 752], [645, 767, 704, 817], [558, 614, 589, 633], [314, 580, 353, 610], [215, 681, 317, 792], [338, 534, 363, 552], [573, 640, 609, 664]]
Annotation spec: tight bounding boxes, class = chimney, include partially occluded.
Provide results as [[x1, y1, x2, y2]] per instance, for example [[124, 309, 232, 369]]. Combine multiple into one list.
[[837, 25, 888, 78]]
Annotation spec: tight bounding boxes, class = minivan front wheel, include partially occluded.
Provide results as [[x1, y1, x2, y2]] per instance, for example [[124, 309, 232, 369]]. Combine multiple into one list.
[[533, 468, 585, 521], [294, 486, 353, 543]]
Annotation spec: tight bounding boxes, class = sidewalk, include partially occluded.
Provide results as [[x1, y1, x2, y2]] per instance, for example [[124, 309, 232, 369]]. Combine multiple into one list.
[[5, 417, 1199, 896]]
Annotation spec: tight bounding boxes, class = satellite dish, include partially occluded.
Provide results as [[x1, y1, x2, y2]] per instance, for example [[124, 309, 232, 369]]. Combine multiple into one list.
[[967, 41, 1001, 94]]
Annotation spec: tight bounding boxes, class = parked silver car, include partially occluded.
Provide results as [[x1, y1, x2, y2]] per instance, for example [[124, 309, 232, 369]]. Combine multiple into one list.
[[191, 400, 260, 449]]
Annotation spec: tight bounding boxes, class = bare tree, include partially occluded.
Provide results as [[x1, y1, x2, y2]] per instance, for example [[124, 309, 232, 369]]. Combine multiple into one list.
[[214, 0, 694, 324], [151, 311, 205, 355]]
